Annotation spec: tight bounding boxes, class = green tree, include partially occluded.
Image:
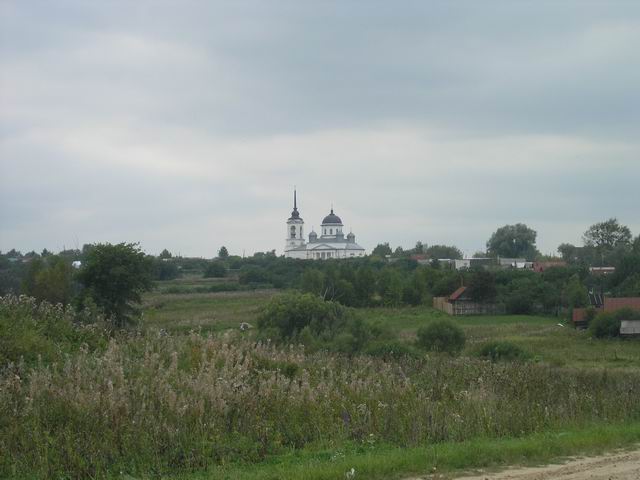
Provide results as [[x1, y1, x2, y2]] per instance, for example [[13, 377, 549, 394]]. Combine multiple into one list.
[[218, 246, 229, 259], [159, 248, 172, 259], [466, 269, 497, 302], [583, 218, 632, 251], [77, 243, 153, 328], [22, 256, 74, 305], [394, 246, 405, 257], [377, 268, 403, 306], [425, 244, 463, 260], [301, 268, 325, 296], [371, 243, 392, 257], [203, 261, 226, 278], [486, 224, 539, 260], [353, 266, 376, 307], [563, 274, 588, 308], [413, 241, 425, 254]]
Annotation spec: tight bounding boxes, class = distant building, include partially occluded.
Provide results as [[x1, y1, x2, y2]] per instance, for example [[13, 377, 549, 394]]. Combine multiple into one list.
[[498, 258, 534, 269], [283, 190, 366, 260], [433, 286, 505, 316], [454, 258, 494, 270]]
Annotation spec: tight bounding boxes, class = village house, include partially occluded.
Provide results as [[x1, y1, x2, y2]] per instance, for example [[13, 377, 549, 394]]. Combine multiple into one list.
[[433, 286, 505, 316]]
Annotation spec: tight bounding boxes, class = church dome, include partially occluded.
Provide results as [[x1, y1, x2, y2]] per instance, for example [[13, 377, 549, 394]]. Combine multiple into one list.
[[321, 209, 343, 225]]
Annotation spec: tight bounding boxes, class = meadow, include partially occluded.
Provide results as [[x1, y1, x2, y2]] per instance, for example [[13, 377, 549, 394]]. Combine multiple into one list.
[[2, 277, 640, 479], [143, 276, 640, 371]]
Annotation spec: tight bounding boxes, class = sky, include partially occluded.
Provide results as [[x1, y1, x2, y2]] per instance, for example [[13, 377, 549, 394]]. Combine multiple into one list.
[[1, 1, 639, 258]]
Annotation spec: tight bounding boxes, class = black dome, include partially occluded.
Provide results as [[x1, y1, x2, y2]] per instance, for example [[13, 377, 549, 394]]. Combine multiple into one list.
[[322, 209, 342, 225]]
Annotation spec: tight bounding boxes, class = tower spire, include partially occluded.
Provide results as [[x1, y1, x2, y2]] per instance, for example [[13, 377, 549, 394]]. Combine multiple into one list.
[[289, 187, 301, 220]]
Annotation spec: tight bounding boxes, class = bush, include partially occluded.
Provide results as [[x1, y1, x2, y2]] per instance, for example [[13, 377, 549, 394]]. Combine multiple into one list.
[[203, 261, 226, 278], [257, 292, 351, 341], [588, 308, 640, 338], [416, 319, 465, 354], [0, 295, 107, 366], [478, 341, 529, 362], [238, 265, 271, 285]]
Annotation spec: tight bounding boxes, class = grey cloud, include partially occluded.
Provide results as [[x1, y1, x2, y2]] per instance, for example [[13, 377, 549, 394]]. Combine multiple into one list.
[[1, 1, 639, 256]]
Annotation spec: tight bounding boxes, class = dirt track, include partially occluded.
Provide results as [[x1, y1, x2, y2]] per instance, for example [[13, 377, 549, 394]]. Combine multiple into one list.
[[449, 449, 640, 480]]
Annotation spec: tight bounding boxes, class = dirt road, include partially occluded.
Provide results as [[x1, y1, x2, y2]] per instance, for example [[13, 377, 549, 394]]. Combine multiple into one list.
[[449, 449, 640, 480]]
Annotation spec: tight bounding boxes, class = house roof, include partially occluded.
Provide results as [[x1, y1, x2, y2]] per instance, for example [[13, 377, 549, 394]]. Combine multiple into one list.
[[449, 286, 467, 301]]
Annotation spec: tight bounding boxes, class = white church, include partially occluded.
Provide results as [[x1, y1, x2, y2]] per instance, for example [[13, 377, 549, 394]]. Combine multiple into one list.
[[284, 191, 366, 260]]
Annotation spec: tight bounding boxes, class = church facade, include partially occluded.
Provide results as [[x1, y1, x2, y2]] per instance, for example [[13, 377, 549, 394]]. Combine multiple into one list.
[[284, 191, 366, 260]]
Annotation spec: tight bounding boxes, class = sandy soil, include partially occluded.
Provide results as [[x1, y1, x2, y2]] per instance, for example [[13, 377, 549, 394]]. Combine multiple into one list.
[[413, 449, 640, 480]]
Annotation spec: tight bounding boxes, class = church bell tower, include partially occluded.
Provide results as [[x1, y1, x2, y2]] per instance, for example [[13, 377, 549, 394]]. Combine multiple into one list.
[[285, 189, 305, 253]]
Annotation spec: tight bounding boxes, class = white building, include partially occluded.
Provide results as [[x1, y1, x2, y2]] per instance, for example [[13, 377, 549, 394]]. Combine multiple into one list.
[[284, 191, 366, 260]]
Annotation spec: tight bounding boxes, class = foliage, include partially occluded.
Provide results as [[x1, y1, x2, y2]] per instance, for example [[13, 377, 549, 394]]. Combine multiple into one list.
[[609, 253, 640, 297], [76, 243, 154, 328], [203, 261, 226, 278], [21, 255, 74, 305], [258, 292, 348, 340], [486, 223, 539, 261], [416, 319, 466, 354], [4, 326, 640, 479], [466, 270, 497, 302], [238, 265, 271, 285], [218, 246, 229, 259], [0, 295, 106, 366], [583, 218, 632, 251], [151, 257, 180, 280], [371, 243, 392, 257], [425, 244, 463, 260], [477, 341, 529, 362], [589, 308, 640, 339], [564, 274, 589, 308], [364, 340, 419, 359]]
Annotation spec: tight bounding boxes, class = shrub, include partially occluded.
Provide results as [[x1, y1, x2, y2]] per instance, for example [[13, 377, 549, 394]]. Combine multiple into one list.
[[416, 319, 465, 354], [0, 295, 107, 366], [238, 265, 271, 285], [3, 331, 640, 479], [478, 341, 529, 362], [584, 306, 597, 324], [589, 308, 640, 338], [203, 261, 226, 278], [257, 292, 351, 341]]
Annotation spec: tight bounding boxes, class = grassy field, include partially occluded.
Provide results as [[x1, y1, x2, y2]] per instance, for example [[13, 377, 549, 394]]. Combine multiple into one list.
[[142, 282, 640, 371], [4, 287, 640, 480]]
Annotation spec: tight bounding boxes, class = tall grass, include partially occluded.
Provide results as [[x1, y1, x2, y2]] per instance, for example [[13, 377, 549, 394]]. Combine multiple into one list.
[[2, 295, 640, 479]]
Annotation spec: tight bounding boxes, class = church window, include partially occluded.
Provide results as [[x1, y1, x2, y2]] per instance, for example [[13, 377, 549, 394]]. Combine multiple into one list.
[[330, 228, 333, 235], [290, 226, 296, 238]]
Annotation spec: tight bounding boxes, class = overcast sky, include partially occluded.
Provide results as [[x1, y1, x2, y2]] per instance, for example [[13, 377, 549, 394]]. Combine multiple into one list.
[[1, 1, 639, 258]]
